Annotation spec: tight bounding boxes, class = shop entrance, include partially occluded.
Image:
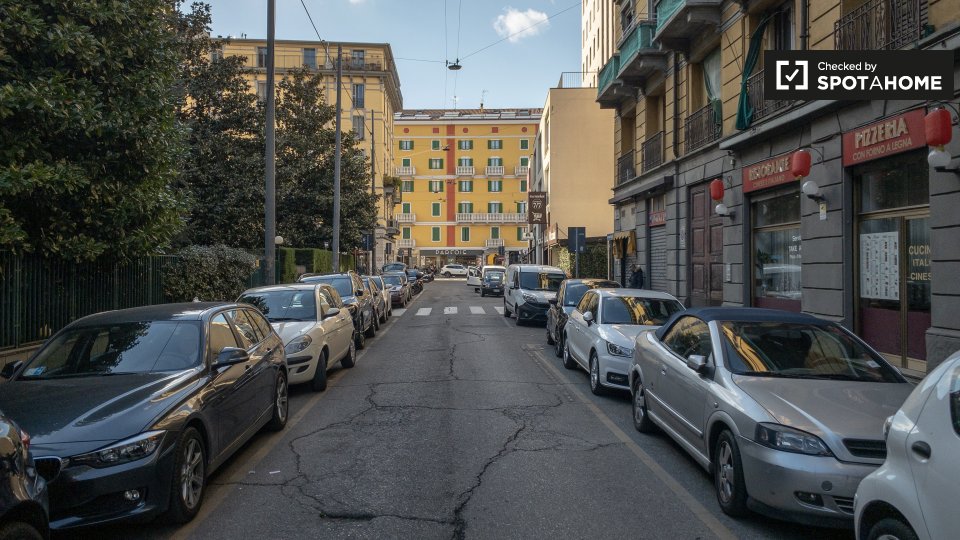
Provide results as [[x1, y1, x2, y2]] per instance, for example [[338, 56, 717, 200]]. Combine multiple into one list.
[[688, 182, 724, 306]]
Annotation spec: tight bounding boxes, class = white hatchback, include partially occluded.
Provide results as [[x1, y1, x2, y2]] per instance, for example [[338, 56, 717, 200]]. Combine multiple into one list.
[[854, 350, 960, 540]]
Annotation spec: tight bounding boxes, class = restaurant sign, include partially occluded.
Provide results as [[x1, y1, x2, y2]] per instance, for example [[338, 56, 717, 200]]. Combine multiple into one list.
[[842, 109, 926, 166], [742, 154, 795, 193], [527, 191, 547, 225]]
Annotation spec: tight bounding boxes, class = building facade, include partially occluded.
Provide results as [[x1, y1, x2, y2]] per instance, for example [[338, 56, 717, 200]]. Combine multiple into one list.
[[392, 109, 541, 268], [581, 0, 620, 87], [529, 75, 616, 267], [601, 0, 960, 375], [220, 39, 403, 268]]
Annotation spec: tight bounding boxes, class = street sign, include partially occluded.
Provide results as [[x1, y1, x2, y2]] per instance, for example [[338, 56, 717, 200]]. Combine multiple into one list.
[[568, 227, 586, 254], [362, 233, 374, 251], [527, 192, 547, 225]]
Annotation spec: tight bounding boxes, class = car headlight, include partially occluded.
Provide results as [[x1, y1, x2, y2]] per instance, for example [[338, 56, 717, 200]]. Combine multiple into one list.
[[72, 431, 166, 468], [284, 335, 313, 355], [521, 293, 538, 303], [755, 423, 833, 456], [606, 341, 634, 357]]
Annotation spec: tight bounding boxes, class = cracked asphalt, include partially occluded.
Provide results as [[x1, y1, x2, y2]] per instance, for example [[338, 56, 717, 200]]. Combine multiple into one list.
[[67, 279, 853, 540]]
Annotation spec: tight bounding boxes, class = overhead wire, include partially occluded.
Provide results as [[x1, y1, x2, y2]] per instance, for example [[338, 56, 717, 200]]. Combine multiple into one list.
[[452, 0, 462, 108]]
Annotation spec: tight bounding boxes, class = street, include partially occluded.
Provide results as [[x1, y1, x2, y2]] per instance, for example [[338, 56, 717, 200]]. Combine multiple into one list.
[[65, 279, 850, 540]]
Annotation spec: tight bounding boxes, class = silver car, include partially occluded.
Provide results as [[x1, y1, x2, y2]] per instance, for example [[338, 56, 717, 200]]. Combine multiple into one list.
[[629, 307, 912, 527]]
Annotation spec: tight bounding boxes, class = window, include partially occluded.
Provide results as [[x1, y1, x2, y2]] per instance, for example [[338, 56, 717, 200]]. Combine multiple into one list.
[[488, 139, 503, 150], [401, 202, 411, 213], [662, 317, 713, 359], [520, 156, 529, 167], [520, 179, 528, 192], [431, 227, 441, 242], [401, 180, 414, 192], [488, 180, 503, 192], [402, 227, 411, 239], [458, 180, 473, 192], [431, 202, 441, 216], [432, 140, 441, 150], [351, 49, 365, 67], [256, 81, 267, 101], [753, 190, 801, 311], [601, 297, 683, 325], [211, 47, 224, 62], [399, 140, 414, 151], [517, 227, 526, 241], [228, 310, 258, 349], [352, 83, 365, 108], [429, 180, 444, 193], [491, 226, 500, 239], [303, 48, 317, 68], [257, 47, 267, 68], [520, 139, 530, 150], [458, 140, 474, 150], [458, 201, 473, 213], [401, 158, 411, 167], [488, 202, 503, 213], [768, 2, 793, 51], [461, 227, 470, 242], [516, 201, 526, 213], [247, 310, 273, 339], [429, 158, 443, 170], [577, 292, 600, 320], [353, 115, 365, 139], [487, 157, 503, 166], [458, 157, 473, 167]]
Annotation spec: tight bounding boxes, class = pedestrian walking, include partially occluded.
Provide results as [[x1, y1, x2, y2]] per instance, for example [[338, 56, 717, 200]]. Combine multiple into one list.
[[629, 264, 645, 289]]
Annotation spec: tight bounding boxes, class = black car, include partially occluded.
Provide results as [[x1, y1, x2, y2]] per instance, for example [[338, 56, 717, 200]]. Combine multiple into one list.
[[361, 276, 387, 325], [0, 303, 288, 530], [480, 269, 506, 297], [546, 279, 620, 357], [301, 271, 376, 348], [0, 413, 49, 539], [382, 272, 411, 307]]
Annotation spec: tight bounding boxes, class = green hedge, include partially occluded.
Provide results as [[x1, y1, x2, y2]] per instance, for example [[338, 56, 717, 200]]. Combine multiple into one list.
[[164, 245, 259, 301], [275, 247, 356, 283]]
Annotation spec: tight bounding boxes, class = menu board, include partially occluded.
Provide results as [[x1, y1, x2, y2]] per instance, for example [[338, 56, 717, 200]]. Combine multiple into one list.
[[860, 232, 899, 300]]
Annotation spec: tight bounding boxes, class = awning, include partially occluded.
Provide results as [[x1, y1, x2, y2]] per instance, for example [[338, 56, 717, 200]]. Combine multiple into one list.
[[611, 230, 636, 259]]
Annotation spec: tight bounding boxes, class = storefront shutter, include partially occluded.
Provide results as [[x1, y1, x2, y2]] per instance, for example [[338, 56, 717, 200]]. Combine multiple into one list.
[[650, 226, 668, 292]]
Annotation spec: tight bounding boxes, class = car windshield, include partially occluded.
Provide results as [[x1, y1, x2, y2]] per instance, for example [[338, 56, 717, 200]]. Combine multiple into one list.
[[307, 277, 354, 298], [383, 263, 405, 272], [565, 281, 619, 306], [601, 297, 683, 325], [519, 271, 565, 291], [20, 321, 202, 379], [383, 275, 403, 286], [720, 322, 905, 382], [484, 271, 504, 282], [238, 290, 317, 322]]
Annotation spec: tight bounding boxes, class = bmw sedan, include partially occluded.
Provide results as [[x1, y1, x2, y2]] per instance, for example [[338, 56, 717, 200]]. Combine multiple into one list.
[[629, 307, 913, 527], [0, 303, 288, 529]]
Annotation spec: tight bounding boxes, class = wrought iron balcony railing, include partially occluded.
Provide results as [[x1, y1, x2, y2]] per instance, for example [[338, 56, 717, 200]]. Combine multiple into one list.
[[642, 131, 665, 172], [834, 0, 922, 51], [684, 103, 721, 154]]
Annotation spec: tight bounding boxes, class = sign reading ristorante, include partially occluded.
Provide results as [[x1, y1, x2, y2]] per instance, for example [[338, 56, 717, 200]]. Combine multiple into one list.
[[742, 154, 795, 193], [842, 108, 926, 166]]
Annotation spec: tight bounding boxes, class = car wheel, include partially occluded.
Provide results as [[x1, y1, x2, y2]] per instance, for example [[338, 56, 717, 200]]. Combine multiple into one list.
[[443, 272, 451, 277], [867, 517, 919, 540], [364, 315, 377, 338], [632, 377, 656, 433], [554, 332, 563, 358], [267, 372, 289, 431], [546, 327, 555, 345], [713, 430, 748, 517], [562, 334, 577, 370], [379, 308, 387, 324], [341, 337, 356, 368], [355, 329, 366, 350], [0, 522, 43, 540], [589, 353, 606, 396], [311, 350, 328, 392], [480, 290, 485, 297], [503, 300, 511, 317], [373, 312, 381, 330], [164, 426, 206, 524]]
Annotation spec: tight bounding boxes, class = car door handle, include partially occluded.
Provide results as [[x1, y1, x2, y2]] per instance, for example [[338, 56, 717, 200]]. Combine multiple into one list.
[[911, 441, 931, 460]]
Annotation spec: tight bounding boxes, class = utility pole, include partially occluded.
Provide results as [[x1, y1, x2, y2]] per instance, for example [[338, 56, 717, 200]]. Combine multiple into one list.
[[332, 45, 343, 272], [264, 0, 277, 284], [369, 108, 376, 273]]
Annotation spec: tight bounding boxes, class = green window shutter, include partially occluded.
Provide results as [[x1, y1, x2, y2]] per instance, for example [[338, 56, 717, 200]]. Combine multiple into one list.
[[520, 180, 527, 192], [491, 227, 499, 239], [432, 140, 440, 150], [410, 140, 414, 150], [402, 202, 411, 213], [520, 156, 529, 166], [432, 227, 440, 242], [520, 139, 529, 150], [517, 227, 524, 241], [432, 202, 441, 216], [461, 227, 469, 242], [402, 227, 411, 239]]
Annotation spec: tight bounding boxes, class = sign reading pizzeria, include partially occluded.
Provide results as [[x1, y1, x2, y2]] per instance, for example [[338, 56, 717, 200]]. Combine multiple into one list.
[[527, 191, 547, 225], [742, 154, 795, 193], [842, 108, 926, 166]]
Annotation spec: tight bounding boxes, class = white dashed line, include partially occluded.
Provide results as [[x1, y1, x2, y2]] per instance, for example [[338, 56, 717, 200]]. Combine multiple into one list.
[[494, 306, 505, 315], [443, 306, 458, 315], [416, 308, 432, 316], [393, 308, 407, 316], [469, 306, 485, 315]]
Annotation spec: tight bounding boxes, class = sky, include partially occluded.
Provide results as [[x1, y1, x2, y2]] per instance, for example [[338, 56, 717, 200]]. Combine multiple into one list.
[[198, 0, 583, 111]]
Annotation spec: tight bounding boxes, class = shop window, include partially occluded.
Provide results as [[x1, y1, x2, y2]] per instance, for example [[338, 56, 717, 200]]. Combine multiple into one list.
[[752, 189, 801, 311]]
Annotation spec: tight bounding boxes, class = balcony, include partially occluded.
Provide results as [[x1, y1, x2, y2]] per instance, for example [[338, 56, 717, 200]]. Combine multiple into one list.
[[746, 69, 792, 123], [597, 56, 632, 108], [397, 238, 416, 248], [456, 165, 475, 176], [394, 213, 416, 223], [485, 166, 504, 176], [456, 213, 526, 223], [642, 131, 665, 172], [653, 0, 722, 50], [485, 239, 505, 248], [617, 20, 667, 81], [617, 150, 636, 186], [684, 103, 722, 154], [395, 166, 415, 176], [834, 0, 922, 51], [514, 165, 529, 177]]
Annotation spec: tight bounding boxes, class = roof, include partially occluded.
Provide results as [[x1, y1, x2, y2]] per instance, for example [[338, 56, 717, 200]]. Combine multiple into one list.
[[71, 302, 234, 326], [395, 108, 543, 121], [655, 307, 831, 340]]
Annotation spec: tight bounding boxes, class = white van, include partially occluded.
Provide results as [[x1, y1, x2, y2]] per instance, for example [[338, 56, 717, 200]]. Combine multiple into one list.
[[503, 264, 566, 325]]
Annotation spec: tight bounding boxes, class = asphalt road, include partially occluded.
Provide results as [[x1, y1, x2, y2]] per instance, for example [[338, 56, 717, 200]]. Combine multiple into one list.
[[69, 279, 853, 539]]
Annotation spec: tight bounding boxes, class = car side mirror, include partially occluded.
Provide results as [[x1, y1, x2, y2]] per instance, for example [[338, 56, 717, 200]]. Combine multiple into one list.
[[686, 354, 708, 373], [1, 360, 23, 380], [323, 307, 341, 319], [583, 311, 594, 325], [215, 347, 250, 368], [548, 298, 557, 305]]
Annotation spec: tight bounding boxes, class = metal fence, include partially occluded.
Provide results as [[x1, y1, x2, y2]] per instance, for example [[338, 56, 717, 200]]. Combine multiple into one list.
[[617, 150, 636, 185], [684, 104, 722, 154], [746, 69, 792, 122], [642, 131, 665, 172]]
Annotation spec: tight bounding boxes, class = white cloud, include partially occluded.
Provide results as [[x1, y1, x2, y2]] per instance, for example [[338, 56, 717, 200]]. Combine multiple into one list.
[[493, 7, 550, 43], [348, 0, 365, 4]]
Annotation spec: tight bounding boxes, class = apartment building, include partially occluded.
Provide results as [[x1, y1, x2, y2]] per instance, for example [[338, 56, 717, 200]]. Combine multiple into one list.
[[219, 39, 403, 268], [600, 0, 960, 374], [392, 109, 541, 267], [581, 0, 620, 87]]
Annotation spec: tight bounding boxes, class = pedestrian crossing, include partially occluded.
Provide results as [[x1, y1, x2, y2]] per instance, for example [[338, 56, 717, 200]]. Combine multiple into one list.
[[399, 305, 505, 317]]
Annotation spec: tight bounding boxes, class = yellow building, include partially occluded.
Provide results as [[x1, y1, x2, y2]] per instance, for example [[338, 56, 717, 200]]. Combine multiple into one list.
[[219, 39, 403, 267], [392, 109, 542, 267]]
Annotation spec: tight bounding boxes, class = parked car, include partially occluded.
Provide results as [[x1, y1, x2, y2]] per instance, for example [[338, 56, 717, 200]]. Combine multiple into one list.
[[563, 288, 682, 395], [466, 266, 481, 290], [361, 276, 388, 324], [300, 271, 377, 349], [366, 275, 393, 318], [406, 269, 423, 295], [0, 413, 49, 539], [0, 303, 288, 529], [382, 272, 411, 307], [238, 284, 355, 392], [440, 264, 468, 278], [473, 265, 506, 295], [502, 264, 566, 325], [480, 267, 507, 297], [854, 349, 960, 540], [546, 278, 620, 357], [629, 307, 912, 527], [382, 262, 407, 274]]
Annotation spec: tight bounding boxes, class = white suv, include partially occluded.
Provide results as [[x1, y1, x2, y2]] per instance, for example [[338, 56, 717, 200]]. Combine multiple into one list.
[[440, 264, 468, 277]]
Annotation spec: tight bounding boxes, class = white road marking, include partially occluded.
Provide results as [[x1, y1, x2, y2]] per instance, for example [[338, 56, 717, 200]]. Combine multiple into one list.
[[494, 306, 504, 314], [393, 308, 407, 316], [469, 306, 485, 315], [416, 308, 432, 316], [443, 306, 458, 315]]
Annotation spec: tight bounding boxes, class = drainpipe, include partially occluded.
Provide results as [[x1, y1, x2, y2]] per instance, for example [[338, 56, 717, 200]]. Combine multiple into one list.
[[800, 0, 809, 50], [672, 53, 682, 302]]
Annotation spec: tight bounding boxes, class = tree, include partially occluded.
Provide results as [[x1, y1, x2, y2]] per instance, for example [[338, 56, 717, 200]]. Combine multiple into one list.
[[0, 0, 186, 260]]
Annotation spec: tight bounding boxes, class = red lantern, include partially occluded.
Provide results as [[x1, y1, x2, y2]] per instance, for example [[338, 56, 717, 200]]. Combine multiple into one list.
[[709, 178, 724, 201], [790, 149, 812, 179], [925, 108, 952, 149]]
